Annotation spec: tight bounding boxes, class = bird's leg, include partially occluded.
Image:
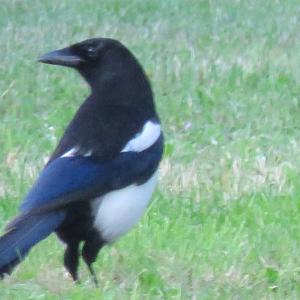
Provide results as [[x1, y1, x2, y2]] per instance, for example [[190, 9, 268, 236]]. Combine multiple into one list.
[[82, 236, 104, 287], [64, 240, 80, 283], [87, 263, 98, 287]]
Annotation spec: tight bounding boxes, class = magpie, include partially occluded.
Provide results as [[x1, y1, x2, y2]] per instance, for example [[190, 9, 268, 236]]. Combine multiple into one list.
[[0, 38, 163, 285]]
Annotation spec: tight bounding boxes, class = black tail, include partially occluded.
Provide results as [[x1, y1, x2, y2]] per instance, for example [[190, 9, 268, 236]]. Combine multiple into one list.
[[0, 212, 64, 277]]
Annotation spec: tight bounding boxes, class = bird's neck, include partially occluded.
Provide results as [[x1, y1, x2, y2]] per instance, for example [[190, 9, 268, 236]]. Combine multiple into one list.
[[86, 71, 156, 113]]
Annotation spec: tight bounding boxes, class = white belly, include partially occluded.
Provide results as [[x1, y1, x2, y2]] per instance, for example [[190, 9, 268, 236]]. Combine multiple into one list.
[[92, 171, 158, 242]]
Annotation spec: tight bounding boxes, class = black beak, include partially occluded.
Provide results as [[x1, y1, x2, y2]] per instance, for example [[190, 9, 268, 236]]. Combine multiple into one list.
[[38, 47, 84, 67]]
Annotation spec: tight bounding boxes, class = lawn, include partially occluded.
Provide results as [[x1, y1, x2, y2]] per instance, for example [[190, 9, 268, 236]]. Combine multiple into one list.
[[1, 0, 300, 299]]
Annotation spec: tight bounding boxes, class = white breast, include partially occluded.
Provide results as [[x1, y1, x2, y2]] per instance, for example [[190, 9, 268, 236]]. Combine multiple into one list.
[[92, 171, 158, 242]]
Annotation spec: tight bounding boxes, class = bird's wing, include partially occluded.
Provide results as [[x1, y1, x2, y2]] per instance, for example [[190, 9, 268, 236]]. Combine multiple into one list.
[[48, 105, 159, 164], [19, 136, 163, 216]]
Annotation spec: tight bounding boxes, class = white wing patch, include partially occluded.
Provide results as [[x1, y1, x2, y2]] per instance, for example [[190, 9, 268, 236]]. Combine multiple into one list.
[[60, 147, 92, 158], [60, 120, 160, 158], [92, 171, 158, 242], [61, 148, 77, 158], [83, 150, 93, 157], [122, 121, 161, 153]]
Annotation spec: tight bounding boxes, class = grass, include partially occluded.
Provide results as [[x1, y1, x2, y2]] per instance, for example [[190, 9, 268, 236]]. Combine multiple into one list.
[[1, 0, 300, 298]]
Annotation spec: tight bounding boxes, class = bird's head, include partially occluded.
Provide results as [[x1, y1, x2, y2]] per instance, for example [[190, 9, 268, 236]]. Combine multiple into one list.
[[39, 38, 140, 86], [38, 38, 154, 108], [38, 38, 123, 67]]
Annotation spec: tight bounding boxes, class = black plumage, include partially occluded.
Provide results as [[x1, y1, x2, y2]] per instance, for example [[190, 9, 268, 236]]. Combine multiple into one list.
[[0, 38, 163, 285]]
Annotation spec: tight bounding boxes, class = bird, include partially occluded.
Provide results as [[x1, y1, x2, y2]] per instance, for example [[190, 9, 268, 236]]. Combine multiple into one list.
[[0, 38, 163, 285]]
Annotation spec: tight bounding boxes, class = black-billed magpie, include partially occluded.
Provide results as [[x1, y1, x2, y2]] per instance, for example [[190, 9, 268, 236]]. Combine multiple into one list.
[[0, 38, 163, 284]]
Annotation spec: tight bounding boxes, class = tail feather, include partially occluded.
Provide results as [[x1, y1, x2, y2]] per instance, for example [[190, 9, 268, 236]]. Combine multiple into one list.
[[0, 212, 65, 277]]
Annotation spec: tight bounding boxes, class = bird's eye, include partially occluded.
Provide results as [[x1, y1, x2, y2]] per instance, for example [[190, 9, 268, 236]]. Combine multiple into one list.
[[87, 46, 96, 55]]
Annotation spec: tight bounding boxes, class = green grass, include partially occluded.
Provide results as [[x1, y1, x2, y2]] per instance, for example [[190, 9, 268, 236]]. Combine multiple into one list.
[[1, 0, 300, 298]]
